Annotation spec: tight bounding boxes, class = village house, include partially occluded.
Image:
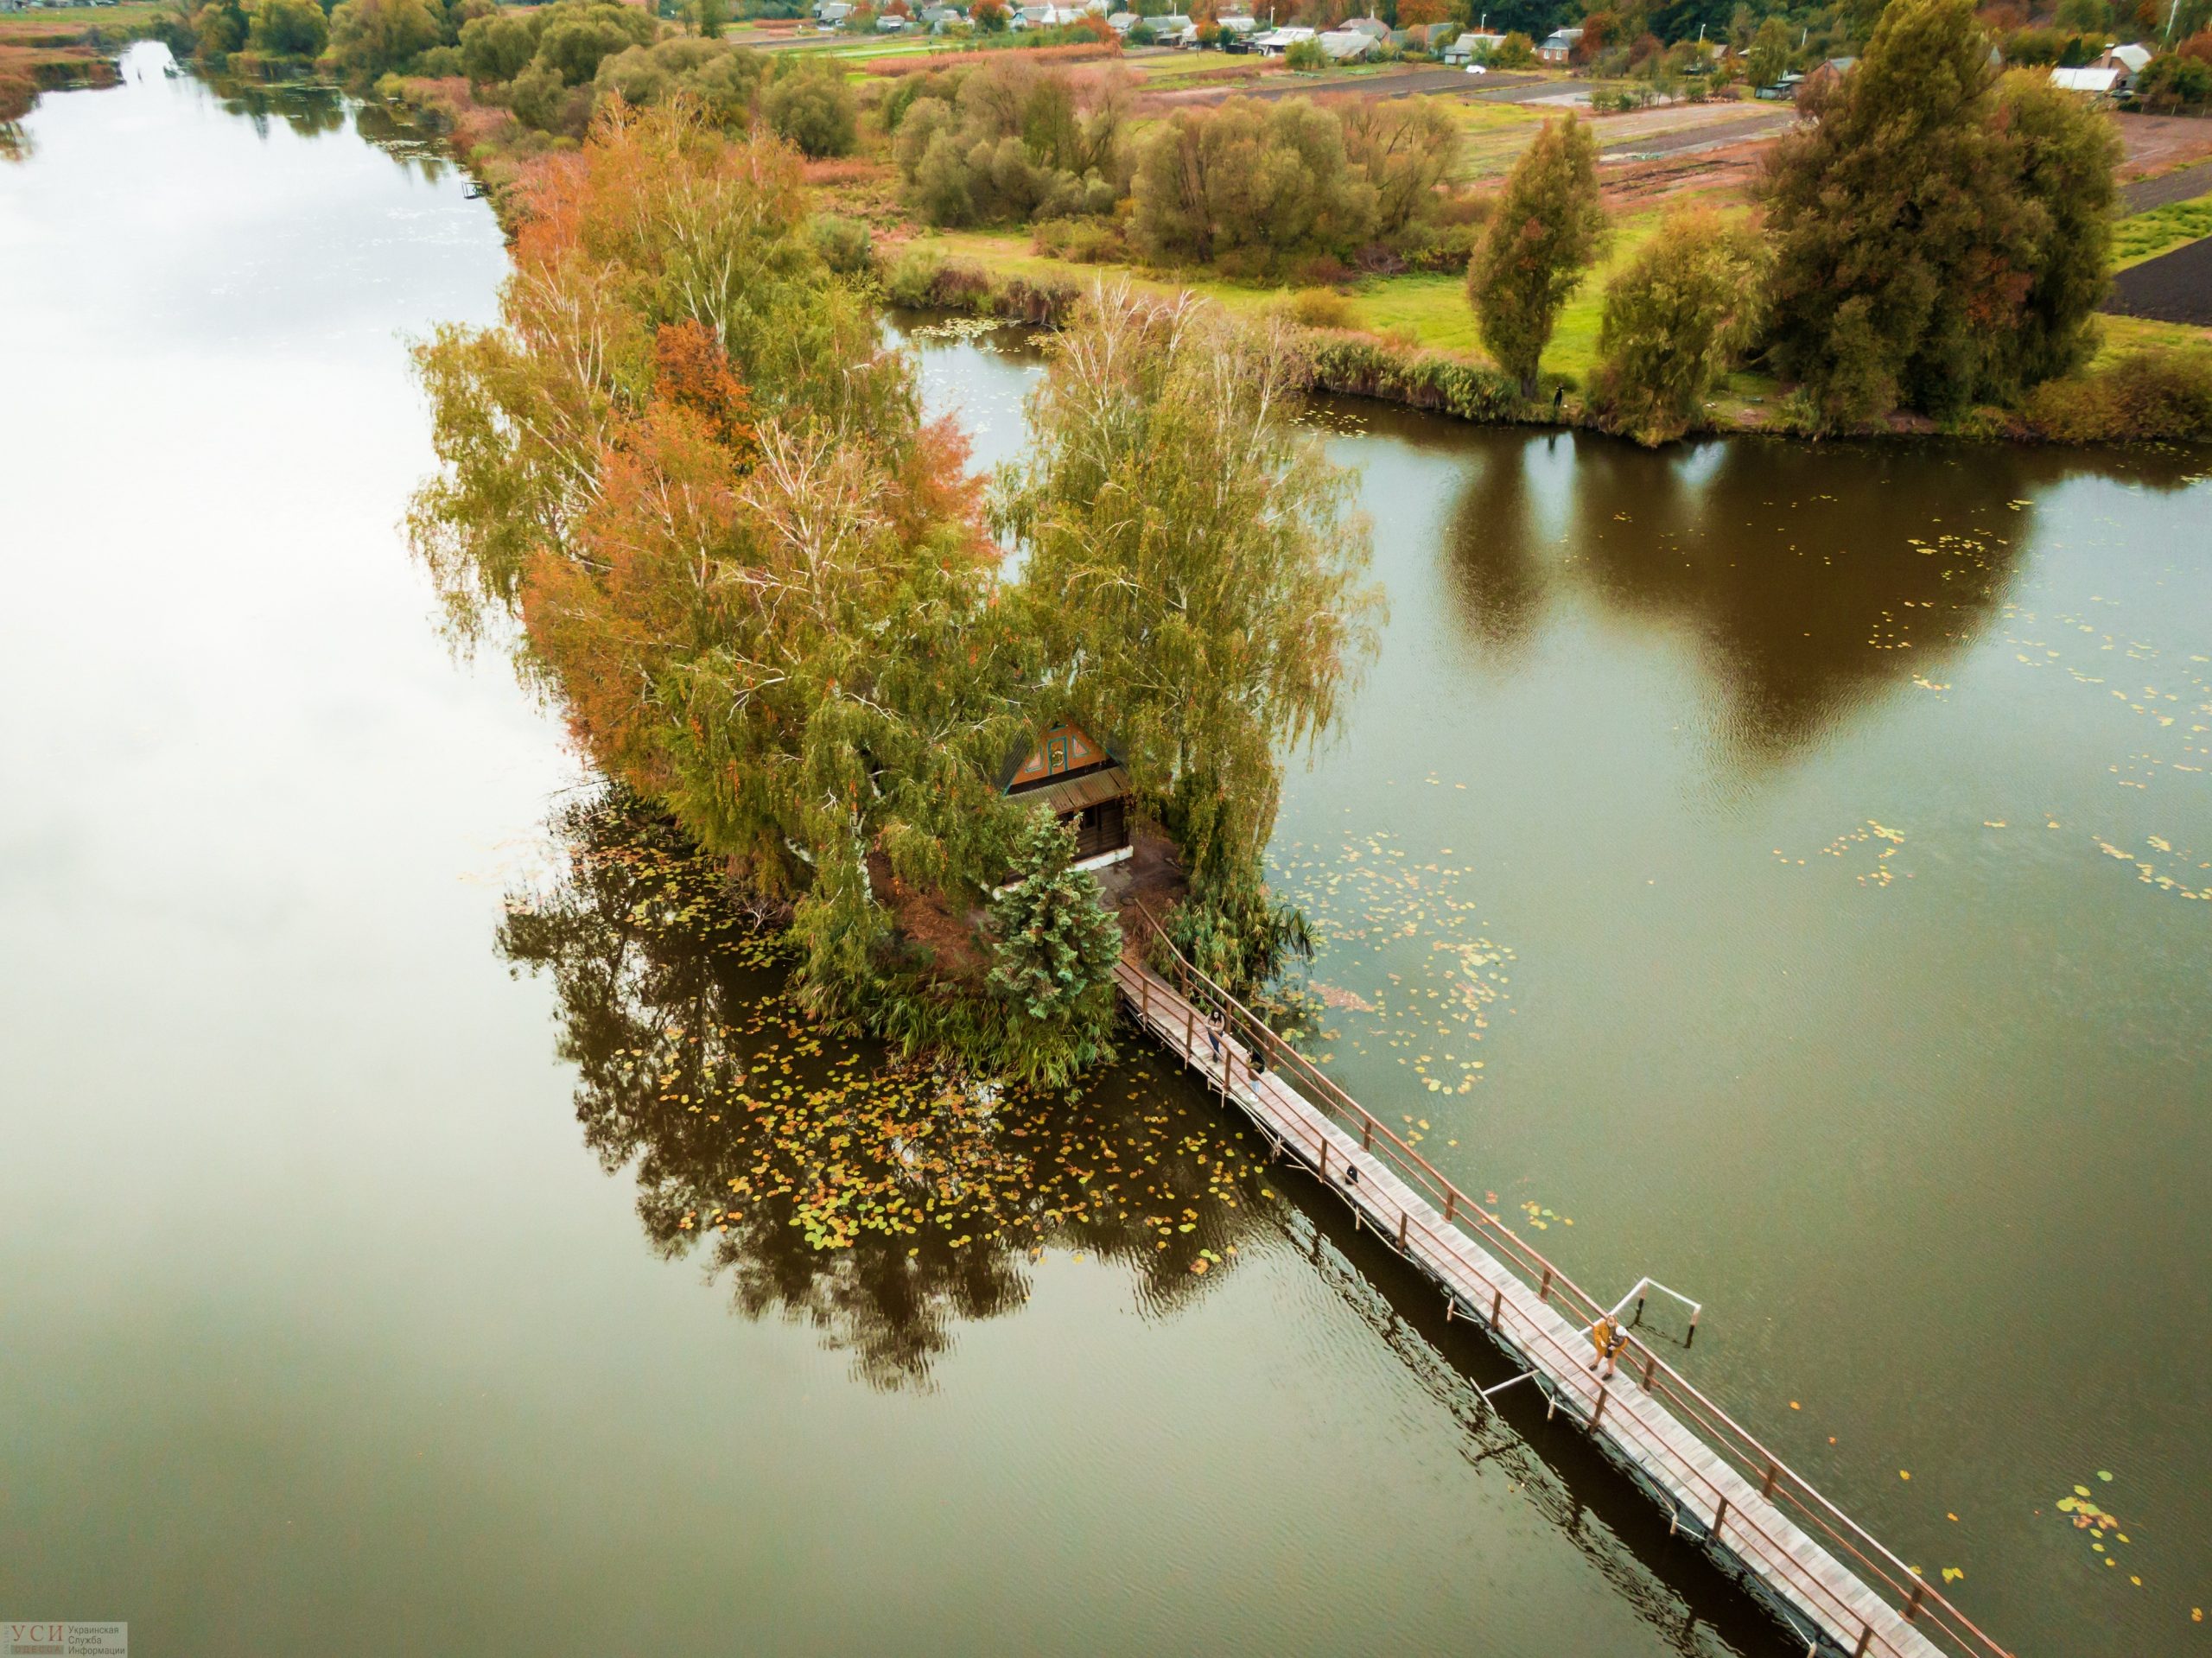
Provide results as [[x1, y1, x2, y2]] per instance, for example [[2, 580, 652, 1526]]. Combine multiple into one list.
[[2094, 41, 2152, 86], [1317, 26, 1378, 60], [1000, 720, 1134, 872], [1252, 23, 1316, 54], [1536, 25, 1580, 61], [2050, 63, 2126, 95], [1443, 29, 1508, 62]]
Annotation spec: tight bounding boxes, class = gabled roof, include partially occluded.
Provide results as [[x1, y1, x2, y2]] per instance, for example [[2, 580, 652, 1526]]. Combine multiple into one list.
[[2050, 65, 2122, 92], [1317, 27, 1376, 57], [998, 718, 1124, 794]]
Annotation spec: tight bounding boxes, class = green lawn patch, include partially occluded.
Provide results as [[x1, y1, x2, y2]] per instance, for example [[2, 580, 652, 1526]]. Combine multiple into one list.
[[2112, 192, 2212, 270]]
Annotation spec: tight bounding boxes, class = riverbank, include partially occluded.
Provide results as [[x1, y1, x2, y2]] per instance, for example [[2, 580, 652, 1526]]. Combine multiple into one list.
[[0, 2, 177, 120], [365, 66, 2212, 449]]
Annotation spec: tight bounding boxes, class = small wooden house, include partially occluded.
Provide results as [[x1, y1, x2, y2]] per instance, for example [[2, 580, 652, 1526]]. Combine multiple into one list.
[[1001, 719, 1133, 869]]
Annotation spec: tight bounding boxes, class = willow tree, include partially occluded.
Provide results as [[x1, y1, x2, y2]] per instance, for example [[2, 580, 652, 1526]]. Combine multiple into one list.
[[410, 101, 1028, 1026], [993, 285, 1383, 992]]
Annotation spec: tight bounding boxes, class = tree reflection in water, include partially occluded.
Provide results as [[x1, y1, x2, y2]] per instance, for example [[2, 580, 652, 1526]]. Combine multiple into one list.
[[502, 791, 1273, 1389], [1444, 432, 2205, 770], [207, 77, 348, 143]]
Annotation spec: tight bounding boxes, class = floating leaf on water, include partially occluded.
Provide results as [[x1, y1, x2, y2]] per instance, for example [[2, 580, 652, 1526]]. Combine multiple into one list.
[[1900, 1471, 1911, 1481], [1942, 1567, 1965, 1584], [2075, 1484, 2093, 1496], [2096, 1470, 2113, 1482]]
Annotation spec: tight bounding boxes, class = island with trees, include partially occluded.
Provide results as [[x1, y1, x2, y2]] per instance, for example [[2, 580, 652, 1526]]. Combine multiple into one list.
[[410, 101, 1381, 1084]]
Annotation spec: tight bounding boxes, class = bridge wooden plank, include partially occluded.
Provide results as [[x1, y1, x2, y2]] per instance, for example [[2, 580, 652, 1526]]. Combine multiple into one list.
[[1115, 952, 1952, 1658]]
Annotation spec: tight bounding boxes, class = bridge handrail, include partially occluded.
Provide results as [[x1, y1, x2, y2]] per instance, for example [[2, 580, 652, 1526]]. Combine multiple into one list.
[[1119, 904, 2012, 1658]]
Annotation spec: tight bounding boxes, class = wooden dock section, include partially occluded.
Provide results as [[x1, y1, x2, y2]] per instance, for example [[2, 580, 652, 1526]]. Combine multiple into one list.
[[1114, 913, 2012, 1658]]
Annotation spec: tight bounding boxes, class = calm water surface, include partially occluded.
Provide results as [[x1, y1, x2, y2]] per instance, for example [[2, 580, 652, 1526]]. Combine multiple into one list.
[[4, 47, 2208, 1658]]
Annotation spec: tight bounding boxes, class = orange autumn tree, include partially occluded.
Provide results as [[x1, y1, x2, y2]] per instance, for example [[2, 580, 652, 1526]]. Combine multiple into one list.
[[412, 100, 1046, 1058]]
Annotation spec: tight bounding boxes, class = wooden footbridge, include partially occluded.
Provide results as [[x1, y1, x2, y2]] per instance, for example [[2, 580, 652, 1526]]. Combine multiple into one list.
[[1114, 906, 2013, 1658]]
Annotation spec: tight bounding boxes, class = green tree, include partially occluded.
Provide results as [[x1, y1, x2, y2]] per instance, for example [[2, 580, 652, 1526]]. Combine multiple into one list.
[[1130, 97, 1379, 266], [1998, 68, 2119, 387], [992, 284, 1382, 992], [531, 0, 656, 85], [1760, 0, 2117, 426], [1587, 208, 1767, 444], [2139, 49, 2212, 110], [763, 59, 857, 156], [1465, 112, 1605, 399], [694, 0, 728, 35], [458, 9, 537, 81], [411, 104, 1010, 1032], [248, 0, 329, 57], [192, 0, 250, 60], [326, 0, 443, 78], [985, 810, 1123, 1082], [1746, 13, 1789, 85], [1336, 95, 1460, 239]]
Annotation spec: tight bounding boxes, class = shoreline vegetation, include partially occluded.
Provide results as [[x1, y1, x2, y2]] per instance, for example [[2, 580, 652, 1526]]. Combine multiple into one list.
[[35, 0, 2208, 444]]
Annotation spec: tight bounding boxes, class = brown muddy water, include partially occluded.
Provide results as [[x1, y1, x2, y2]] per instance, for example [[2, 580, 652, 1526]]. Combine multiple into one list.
[[3, 44, 2209, 1658]]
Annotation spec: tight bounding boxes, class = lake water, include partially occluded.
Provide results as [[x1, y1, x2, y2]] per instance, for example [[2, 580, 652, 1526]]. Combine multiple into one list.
[[4, 46, 2208, 1657]]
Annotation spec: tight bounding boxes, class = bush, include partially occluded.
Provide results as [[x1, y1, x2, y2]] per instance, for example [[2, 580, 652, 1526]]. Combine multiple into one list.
[[887, 59, 1132, 228], [1132, 96, 1380, 267], [2022, 350, 2212, 441], [1284, 37, 1325, 70], [248, 0, 328, 59], [1491, 30, 1535, 67], [1031, 216, 1129, 262], [1280, 287, 1358, 329], [764, 59, 857, 156], [592, 39, 766, 124], [1586, 209, 1767, 445], [810, 212, 874, 274], [326, 0, 443, 80], [2139, 49, 2212, 111], [1302, 336, 1526, 419]]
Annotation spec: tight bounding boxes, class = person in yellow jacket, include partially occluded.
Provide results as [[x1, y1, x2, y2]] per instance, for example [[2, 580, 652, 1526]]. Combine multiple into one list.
[[1589, 1315, 1628, 1380]]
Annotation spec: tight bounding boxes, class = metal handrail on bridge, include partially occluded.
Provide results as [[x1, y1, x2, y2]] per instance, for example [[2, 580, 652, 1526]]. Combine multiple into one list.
[[1119, 902, 2012, 1658]]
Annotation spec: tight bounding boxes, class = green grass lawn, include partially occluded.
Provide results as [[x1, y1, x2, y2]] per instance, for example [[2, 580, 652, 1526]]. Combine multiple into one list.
[[910, 203, 2212, 397], [1344, 210, 1665, 379], [0, 2, 170, 45], [913, 208, 1675, 386], [2091, 312, 2212, 365], [2112, 191, 2212, 270]]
